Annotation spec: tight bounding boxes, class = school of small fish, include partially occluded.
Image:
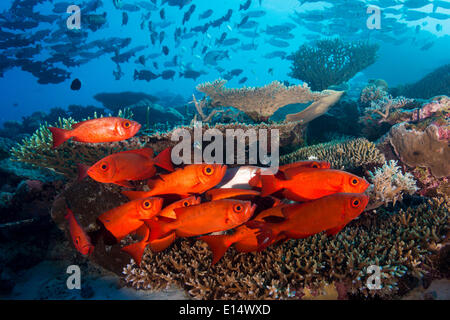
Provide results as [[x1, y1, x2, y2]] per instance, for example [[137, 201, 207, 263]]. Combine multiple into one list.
[[54, 117, 370, 266]]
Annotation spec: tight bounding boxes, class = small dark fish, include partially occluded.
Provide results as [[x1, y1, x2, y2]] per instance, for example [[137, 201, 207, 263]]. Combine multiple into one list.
[[239, 77, 248, 84], [138, 55, 146, 66], [238, 16, 249, 28], [420, 41, 434, 51], [202, 46, 208, 54], [240, 0, 252, 11], [70, 78, 81, 90], [159, 31, 165, 44], [153, 61, 159, 70], [215, 32, 227, 45], [199, 9, 213, 20], [122, 12, 129, 26], [134, 70, 160, 82], [160, 8, 165, 19], [161, 70, 176, 80], [163, 46, 169, 55]]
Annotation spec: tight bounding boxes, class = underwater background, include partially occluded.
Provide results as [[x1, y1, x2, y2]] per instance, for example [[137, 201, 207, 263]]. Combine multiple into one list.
[[0, 0, 449, 300]]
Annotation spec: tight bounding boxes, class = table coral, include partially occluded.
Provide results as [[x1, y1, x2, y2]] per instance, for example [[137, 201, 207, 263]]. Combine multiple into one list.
[[280, 137, 385, 171], [122, 197, 449, 300], [196, 79, 337, 122]]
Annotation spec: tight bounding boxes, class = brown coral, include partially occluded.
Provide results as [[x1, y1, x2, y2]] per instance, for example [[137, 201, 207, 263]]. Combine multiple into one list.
[[280, 138, 385, 171], [388, 123, 450, 178], [122, 197, 449, 300], [196, 79, 336, 122]]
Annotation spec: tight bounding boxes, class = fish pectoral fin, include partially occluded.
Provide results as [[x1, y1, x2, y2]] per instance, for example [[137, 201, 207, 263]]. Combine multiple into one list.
[[198, 234, 232, 266], [326, 224, 345, 237]]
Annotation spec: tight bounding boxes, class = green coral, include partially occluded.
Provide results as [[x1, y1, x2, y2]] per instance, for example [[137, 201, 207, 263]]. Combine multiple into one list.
[[289, 38, 379, 91], [10, 109, 138, 178], [280, 138, 385, 170]]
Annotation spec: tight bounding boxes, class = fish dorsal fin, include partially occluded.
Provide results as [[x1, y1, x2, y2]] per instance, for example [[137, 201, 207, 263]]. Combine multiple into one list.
[[71, 121, 85, 129], [120, 148, 154, 159], [281, 166, 316, 179]]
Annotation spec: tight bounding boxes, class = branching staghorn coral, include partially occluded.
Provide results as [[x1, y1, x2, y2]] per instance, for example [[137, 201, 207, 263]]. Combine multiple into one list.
[[196, 79, 337, 122], [280, 138, 385, 170], [367, 160, 418, 208], [122, 197, 449, 299], [10, 109, 138, 178]]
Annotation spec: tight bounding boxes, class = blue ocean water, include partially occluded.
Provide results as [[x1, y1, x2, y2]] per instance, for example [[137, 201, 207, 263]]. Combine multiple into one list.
[[0, 0, 449, 125]]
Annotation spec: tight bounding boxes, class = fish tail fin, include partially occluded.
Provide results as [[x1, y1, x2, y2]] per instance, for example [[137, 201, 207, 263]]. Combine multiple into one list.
[[245, 220, 274, 251], [154, 147, 174, 171], [122, 190, 151, 200], [148, 232, 176, 253], [121, 241, 146, 266], [145, 219, 165, 242], [77, 163, 90, 181], [48, 127, 71, 148], [260, 173, 282, 197], [248, 170, 262, 188], [199, 235, 232, 266]]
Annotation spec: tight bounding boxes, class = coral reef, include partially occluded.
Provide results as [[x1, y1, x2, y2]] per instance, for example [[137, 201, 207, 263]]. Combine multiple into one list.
[[280, 138, 385, 171], [289, 39, 379, 91], [390, 64, 450, 99], [196, 79, 338, 122], [122, 197, 449, 299], [411, 167, 449, 198], [367, 160, 418, 209]]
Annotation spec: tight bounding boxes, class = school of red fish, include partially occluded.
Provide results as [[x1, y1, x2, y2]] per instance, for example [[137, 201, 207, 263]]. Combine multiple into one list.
[[52, 117, 370, 266]]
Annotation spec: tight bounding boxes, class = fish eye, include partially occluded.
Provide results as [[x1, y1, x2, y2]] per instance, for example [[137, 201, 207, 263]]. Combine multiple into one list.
[[122, 120, 131, 129], [142, 200, 152, 210], [75, 237, 80, 244], [311, 162, 319, 168], [100, 162, 109, 171], [350, 177, 359, 186], [202, 165, 214, 176], [183, 201, 189, 207], [233, 204, 243, 213], [351, 199, 360, 208]]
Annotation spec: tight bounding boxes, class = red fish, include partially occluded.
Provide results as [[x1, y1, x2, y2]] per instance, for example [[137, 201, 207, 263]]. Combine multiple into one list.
[[49, 117, 141, 148], [81, 147, 173, 188], [205, 188, 261, 201], [98, 197, 163, 240], [249, 160, 331, 188], [122, 164, 227, 200], [260, 168, 369, 201], [65, 208, 94, 256], [145, 199, 256, 242], [247, 193, 369, 250], [199, 225, 268, 265], [158, 196, 201, 220]]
